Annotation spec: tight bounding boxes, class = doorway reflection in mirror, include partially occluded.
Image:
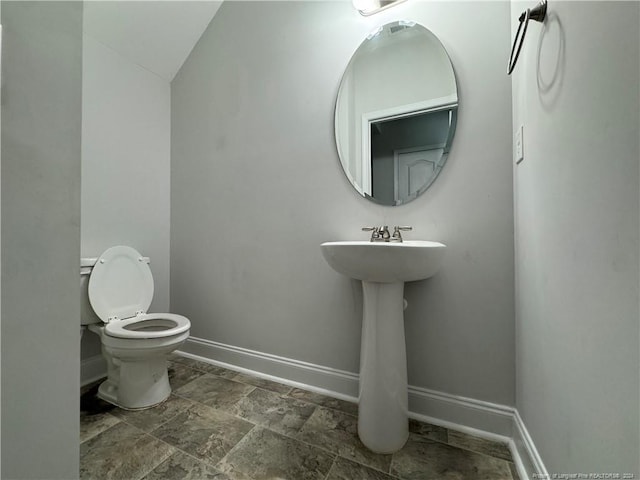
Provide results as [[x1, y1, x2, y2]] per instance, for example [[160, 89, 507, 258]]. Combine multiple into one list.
[[368, 107, 456, 205]]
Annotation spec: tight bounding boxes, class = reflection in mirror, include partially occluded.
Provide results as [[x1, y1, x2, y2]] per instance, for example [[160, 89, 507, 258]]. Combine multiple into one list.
[[370, 107, 457, 205], [335, 21, 458, 206]]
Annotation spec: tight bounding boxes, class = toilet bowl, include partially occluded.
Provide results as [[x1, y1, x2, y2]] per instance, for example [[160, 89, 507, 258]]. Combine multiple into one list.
[[82, 246, 191, 410]]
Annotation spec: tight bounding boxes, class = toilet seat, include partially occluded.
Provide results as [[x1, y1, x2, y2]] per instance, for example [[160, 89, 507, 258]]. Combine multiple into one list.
[[89, 246, 189, 340], [89, 245, 154, 322], [105, 313, 190, 339]]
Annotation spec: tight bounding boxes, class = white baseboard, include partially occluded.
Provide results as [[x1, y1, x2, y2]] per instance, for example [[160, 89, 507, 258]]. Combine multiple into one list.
[[179, 336, 545, 480], [81, 354, 107, 387], [183, 336, 360, 400], [513, 409, 549, 479], [407, 385, 515, 437]]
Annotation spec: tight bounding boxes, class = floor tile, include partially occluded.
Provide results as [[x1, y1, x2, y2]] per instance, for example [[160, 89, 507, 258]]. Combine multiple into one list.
[[110, 394, 196, 432], [326, 457, 397, 480], [152, 402, 254, 465], [216, 426, 334, 480], [174, 374, 255, 410], [232, 373, 292, 395], [141, 451, 231, 480], [80, 422, 175, 480], [447, 429, 513, 462], [81, 364, 518, 480], [198, 364, 241, 379], [168, 361, 206, 389], [288, 388, 359, 416], [297, 407, 392, 473], [390, 433, 514, 480], [169, 354, 239, 378], [408, 419, 448, 443], [80, 381, 121, 443], [80, 411, 121, 444], [167, 353, 199, 367], [230, 387, 317, 436]]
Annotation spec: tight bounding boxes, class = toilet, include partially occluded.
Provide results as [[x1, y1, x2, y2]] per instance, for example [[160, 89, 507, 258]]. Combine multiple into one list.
[[82, 245, 190, 410]]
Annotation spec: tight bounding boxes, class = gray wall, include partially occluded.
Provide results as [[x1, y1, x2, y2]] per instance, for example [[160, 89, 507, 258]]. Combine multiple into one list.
[[511, 1, 639, 475], [171, 1, 515, 405], [1, 2, 82, 478], [81, 32, 171, 361]]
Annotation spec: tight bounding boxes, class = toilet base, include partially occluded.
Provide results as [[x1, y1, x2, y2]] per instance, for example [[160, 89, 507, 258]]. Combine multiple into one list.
[[87, 325, 188, 410], [96, 357, 172, 410]]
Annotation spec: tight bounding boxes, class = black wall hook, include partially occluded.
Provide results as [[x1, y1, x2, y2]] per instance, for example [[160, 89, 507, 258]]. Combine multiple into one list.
[[508, 0, 547, 75]]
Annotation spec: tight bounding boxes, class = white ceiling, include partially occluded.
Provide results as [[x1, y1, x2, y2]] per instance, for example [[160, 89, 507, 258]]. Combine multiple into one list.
[[83, 1, 223, 81]]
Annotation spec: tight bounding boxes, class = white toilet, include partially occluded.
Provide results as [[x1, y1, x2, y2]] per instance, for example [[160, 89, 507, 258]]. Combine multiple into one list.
[[82, 245, 190, 410]]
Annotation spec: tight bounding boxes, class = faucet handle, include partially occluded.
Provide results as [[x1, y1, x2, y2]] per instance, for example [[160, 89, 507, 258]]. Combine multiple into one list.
[[392, 226, 412, 242], [362, 226, 380, 242]]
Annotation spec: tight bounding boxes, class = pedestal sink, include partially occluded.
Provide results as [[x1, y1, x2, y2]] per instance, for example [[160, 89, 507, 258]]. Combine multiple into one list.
[[321, 240, 446, 453]]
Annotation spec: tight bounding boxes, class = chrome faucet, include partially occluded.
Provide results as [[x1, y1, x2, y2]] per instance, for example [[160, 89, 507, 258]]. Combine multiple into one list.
[[391, 226, 412, 242], [378, 225, 391, 241], [363, 225, 409, 242]]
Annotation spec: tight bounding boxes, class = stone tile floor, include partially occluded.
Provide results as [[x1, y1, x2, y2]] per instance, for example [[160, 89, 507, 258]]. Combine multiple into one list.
[[80, 354, 520, 480]]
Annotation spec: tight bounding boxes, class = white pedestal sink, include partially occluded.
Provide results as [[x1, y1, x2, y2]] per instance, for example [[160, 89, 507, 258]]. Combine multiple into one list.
[[321, 240, 446, 453]]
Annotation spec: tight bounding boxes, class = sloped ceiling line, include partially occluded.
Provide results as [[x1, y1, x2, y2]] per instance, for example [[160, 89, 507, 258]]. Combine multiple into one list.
[[83, 1, 223, 82]]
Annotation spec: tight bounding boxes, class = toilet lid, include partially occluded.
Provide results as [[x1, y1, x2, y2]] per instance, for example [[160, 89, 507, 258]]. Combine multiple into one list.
[[88, 246, 154, 323]]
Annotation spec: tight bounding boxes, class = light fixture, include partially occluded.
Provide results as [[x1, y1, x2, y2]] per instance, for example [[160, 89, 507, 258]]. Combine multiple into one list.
[[352, 0, 407, 16]]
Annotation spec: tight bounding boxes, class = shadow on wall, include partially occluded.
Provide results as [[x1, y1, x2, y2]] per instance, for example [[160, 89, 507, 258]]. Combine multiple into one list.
[[536, 12, 565, 111]]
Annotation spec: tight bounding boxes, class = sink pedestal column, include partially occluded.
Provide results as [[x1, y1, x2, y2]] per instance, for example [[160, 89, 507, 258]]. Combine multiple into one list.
[[358, 281, 409, 453]]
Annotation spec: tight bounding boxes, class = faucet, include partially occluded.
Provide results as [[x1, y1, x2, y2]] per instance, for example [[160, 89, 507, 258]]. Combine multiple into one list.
[[363, 225, 405, 242], [378, 225, 391, 241]]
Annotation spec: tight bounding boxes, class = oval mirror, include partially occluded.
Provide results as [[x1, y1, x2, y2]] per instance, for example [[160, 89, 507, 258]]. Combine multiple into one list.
[[335, 21, 458, 206]]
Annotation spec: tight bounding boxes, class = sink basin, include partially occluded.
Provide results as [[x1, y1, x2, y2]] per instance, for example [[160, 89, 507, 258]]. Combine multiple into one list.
[[321, 240, 446, 283], [321, 239, 446, 454]]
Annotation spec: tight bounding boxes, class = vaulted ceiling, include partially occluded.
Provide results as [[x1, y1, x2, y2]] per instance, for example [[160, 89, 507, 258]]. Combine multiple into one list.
[[83, 1, 223, 81]]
